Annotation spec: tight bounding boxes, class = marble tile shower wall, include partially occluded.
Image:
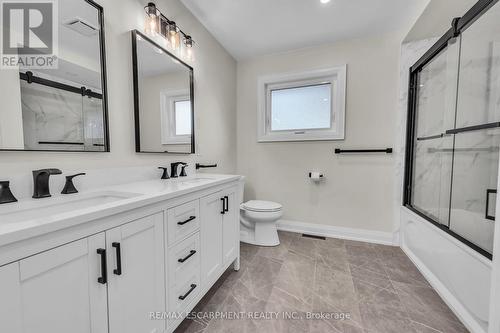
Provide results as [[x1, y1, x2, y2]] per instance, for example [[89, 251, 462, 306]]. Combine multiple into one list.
[[19, 80, 104, 151]]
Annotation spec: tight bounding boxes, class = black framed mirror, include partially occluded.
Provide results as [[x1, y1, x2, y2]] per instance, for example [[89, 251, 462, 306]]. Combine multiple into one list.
[[131, 30, 195, 154], [0, 0, 110, 152]]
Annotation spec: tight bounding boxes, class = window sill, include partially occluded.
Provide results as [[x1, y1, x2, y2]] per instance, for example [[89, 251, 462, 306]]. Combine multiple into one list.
[[162, 139, 191, 145], [257, 132, 345, 142]]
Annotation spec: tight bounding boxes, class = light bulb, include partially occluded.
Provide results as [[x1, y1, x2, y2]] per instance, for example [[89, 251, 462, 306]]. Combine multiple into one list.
[[186, 47, 193, 62], [149, 16, 157, 31], [320, 0, 331, 3]]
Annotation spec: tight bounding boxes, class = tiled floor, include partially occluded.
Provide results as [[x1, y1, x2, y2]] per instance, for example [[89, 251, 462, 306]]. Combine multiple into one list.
[[175, 231, 469, 333]]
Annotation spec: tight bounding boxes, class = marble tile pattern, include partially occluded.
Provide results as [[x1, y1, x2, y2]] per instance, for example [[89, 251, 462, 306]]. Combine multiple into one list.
[[175, 231, 469, 333]]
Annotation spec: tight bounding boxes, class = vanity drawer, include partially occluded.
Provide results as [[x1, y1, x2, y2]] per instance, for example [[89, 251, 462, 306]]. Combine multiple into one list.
[[168, 233, 201, 313], [168, 232, 200, 286], [167, 200, 200, 245]]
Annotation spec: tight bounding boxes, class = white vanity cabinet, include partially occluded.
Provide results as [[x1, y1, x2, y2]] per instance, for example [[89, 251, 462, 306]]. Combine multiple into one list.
[[0, 234, 109, 333], [0, 176, 242, 333]]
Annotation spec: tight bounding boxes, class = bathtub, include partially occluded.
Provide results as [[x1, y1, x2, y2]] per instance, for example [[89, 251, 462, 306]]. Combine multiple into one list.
[[400, 207, 491, 333]]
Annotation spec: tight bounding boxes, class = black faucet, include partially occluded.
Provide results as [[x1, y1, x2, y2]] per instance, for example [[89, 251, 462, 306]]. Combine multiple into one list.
[[0, 181, 17, 204], [61, 173, 86, 194], [170, 162, 187, 178], [32, 168, 62, 199]]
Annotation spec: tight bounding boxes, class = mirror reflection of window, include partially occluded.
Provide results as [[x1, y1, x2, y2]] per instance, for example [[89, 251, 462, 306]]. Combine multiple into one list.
[[174, 100, 192, 136]]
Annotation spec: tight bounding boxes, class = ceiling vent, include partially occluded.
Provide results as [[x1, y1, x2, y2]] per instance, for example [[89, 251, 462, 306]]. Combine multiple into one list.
[[63, 17, 99, 37]]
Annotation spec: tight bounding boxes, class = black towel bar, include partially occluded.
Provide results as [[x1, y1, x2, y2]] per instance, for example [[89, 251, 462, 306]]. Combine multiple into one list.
[[335, 148, 393, 154]]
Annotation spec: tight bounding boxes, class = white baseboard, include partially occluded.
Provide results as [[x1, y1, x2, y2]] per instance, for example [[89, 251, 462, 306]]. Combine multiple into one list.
[[402, 244, 487, 333], [277, 220, 396, 246]]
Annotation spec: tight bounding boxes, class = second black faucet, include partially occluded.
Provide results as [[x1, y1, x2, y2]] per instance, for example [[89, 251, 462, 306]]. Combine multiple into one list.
[[169, 162, 188, 178]]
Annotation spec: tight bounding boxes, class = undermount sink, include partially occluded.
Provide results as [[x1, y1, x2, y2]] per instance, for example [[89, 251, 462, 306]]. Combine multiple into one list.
[[0, 191, 140, 224], [176, 177, 215, 185]]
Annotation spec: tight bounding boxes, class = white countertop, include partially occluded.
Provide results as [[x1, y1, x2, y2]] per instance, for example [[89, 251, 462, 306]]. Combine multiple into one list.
[[0, 174, 242, 247]]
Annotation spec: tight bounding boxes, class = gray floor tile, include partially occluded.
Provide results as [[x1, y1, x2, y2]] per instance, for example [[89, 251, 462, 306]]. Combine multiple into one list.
[[175, 233, 469, 333]]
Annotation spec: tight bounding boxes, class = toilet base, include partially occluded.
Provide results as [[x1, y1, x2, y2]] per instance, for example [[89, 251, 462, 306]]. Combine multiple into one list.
[[240, 220, 280, 247]]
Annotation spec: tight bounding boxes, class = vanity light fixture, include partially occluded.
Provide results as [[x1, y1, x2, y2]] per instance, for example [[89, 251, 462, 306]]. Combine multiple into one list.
[[145, 2, 159, 36], [143, 2, 195, 60], [183, 35, 194, 61], [168, 21, 180, 51]]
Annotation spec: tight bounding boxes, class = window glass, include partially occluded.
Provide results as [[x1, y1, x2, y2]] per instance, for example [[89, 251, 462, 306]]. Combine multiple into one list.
[[270, 84, 331, 131]]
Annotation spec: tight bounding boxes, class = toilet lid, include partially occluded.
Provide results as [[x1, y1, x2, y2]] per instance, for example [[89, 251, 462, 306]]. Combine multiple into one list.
[[241, 200, 282, 212]]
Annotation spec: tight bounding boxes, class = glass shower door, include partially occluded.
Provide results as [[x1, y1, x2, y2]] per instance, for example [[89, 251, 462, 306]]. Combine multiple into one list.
[[411, 39, 460, 226], [448, 2, 500, 254], [82, 96, 105, 151]]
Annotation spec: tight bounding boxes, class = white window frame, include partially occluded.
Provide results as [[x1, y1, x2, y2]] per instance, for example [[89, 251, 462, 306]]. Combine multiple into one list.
[[160, 89, 191, 145], [257, 66, 346, 142]]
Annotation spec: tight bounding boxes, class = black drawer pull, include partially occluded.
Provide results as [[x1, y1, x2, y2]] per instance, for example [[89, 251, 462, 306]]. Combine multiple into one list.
[[221, 198, 225, 214], [179, 284, 197, 300], [112, 242, 122, 275], [178, 250, 197, 263], [224, 196, 229, 212], [177, 216, 196, 226], [97, 248, 107, 284]]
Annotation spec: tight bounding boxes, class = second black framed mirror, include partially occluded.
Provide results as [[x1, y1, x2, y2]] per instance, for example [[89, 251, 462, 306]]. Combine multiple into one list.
[[131, 30, 195, 154]]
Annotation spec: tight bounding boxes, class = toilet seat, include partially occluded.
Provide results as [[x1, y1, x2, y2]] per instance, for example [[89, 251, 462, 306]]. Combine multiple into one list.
[[241, 200, 282, 213]]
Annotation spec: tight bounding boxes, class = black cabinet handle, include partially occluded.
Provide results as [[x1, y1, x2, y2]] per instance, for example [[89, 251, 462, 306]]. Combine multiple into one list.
[[97, 248, 107, 284], [179, 284, 197, 300], [486, 189, 497, 221], [178, 250, 197, 263], [221, 198, 225, 214], [178, 216, 196, 226], [112, 242, 122, 276], [224, 196, 229, 213]]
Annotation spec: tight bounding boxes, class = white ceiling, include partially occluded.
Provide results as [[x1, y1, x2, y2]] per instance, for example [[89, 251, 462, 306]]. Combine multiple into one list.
[[181, 0, 429, 60]]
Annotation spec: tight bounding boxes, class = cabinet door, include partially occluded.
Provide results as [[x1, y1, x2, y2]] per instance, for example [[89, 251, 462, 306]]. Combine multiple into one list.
[[0, 262, 23, 332], [106, 213, 166, 333], [0, 234, 108, 333], [200, 191, 224, 286], [222, 186, 239, 266]]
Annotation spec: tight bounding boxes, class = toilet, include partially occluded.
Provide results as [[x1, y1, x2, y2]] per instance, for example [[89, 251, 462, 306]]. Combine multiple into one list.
[[240, 200, 283, 246]]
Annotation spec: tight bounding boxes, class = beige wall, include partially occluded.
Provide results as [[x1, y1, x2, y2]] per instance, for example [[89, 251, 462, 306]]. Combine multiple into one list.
[[404, 0, 476, 42], [236, 32, 404, 233], [0, 69, 24, 149], [0, 0, 237, 176]]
